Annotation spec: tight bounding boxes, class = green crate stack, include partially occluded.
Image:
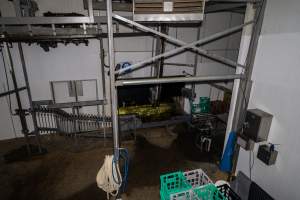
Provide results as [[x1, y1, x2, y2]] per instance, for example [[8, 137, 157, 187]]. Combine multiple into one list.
[[160, 172, 227, 200], [193, 184, 227, 200], [199, 97, 210, 113], [191, 103, 201, 114], [160, 171, 192, 200], [190, 97, 211, 114]]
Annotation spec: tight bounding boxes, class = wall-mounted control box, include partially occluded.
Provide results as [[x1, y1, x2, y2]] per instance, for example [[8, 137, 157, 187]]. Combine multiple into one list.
[[257, 144, 278, 165], [244, 109, 273, 142]]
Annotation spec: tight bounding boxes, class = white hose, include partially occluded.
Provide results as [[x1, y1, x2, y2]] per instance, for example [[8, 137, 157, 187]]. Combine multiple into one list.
[[96, 155, 122, 199]]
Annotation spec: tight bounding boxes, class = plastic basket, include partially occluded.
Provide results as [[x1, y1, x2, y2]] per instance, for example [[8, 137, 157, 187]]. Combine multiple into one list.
[[191, 97, 211, 114], [199, 97, 210, 113], [191, 103, 201, 114], [184, 169, 213, 188], [193, 184, 227, 200], [169, 189, 193, 200], [160, 169, 212, 200], [160, 171, 192, 200], [217, 184, 241, 200]]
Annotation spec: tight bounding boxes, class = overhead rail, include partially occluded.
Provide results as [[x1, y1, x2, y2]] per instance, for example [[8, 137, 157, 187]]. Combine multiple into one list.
[[116, 74, 243, 86], [1, 0, 95, 24], [0, 0, 103, 40]]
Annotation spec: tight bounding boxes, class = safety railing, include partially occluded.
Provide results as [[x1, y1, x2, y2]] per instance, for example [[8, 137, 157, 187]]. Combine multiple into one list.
[[33, 107, 111, 135]]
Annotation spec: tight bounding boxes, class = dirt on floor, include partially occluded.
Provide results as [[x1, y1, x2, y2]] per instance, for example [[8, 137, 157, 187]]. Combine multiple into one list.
[[0, 125, 228, 200]]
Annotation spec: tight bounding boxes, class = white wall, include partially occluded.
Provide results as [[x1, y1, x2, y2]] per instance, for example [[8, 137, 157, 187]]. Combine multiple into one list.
[[236, 0, 300, 199], [0, 0, 243, 139], [193, 12, 244, 103]]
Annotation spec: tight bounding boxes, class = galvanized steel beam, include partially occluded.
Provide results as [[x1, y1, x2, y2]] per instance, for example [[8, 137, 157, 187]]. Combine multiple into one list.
[[113, 14, 252, 75], [106, 0, 120, 157], [116, 74, 242, 86]]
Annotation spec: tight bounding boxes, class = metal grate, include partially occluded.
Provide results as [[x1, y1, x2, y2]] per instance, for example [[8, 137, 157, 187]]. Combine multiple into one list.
[[33, 107, 111, 135]]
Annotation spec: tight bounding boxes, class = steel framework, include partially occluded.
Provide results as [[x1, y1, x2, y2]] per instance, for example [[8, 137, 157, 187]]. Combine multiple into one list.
[[104, 0, 264, 158], [0, 0, 265, 168]]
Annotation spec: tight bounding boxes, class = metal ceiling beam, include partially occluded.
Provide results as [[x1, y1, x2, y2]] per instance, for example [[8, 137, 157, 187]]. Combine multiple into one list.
[[0, 32, 152, 42], [113, 14, 251, 75], [116, 74, 242, 86], [47, 100, 106, 109], [232, 0, 266, 131], [210, 83, 232, 93], [0, 16, 104, 25]]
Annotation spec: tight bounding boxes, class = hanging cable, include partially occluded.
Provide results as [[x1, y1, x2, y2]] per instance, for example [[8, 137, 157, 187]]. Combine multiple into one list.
[[96, 155, 122, 199], [119, 148, 129, 192], [96, 148, 130, 199]]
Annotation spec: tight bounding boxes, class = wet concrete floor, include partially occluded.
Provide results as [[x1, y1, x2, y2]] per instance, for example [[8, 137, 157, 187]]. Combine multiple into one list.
[[0, 125, 227, 200]]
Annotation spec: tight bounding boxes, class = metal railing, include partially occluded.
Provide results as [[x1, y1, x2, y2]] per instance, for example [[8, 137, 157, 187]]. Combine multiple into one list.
[[33, 107, 111, 135]]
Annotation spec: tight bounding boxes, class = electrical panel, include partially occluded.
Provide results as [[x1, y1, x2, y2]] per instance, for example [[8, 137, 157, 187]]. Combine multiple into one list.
[[244, 109, 273, 142], [257, 144, 278, 165]]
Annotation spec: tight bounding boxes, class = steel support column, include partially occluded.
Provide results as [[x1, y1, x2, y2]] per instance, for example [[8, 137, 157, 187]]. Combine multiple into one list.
[[191, 24, 201, 97], [99, 34, 107, 140], [153, 25, 167, 105], [5, 43, 31, 154], [232, 1, 266, 131], [106, 0, 120, 157], [18, 43, 42, 151], [225, 0, 266, 177]]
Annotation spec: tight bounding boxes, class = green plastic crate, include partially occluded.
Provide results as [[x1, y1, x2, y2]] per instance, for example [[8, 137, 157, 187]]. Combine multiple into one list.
[[191, 103, 201, 114], [199, 97, 210, 113], [190, 97, 211, 114], [160, 171, 192, 200], [193, 184, 227, 200]]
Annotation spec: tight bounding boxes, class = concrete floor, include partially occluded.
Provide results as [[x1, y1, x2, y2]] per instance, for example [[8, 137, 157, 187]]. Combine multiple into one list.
[[0, 126, 227, 200]]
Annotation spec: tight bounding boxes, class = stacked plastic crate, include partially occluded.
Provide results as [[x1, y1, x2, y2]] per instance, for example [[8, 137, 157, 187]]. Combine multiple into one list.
[[160, 168, 240, 200]]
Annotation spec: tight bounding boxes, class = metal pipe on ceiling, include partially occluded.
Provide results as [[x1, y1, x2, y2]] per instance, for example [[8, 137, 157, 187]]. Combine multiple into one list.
[[116, 74, 242, 86]]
